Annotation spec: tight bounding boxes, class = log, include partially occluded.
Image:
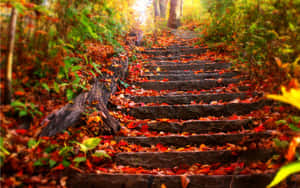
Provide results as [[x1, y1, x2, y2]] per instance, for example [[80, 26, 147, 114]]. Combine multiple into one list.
[[39, 58, 128, 137]]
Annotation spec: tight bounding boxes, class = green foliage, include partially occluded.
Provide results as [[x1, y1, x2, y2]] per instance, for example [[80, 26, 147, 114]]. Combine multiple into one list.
[[273, 138, 289, 149], [59, 145, 74, 157], [0, 137, 10, 167], [27, 139, 40, 149], [93, 150, 111, 159], [11, 100, 42, 118], [200, 0, 300, 78], [73, 156, 87, 164], [1, 0, 131, 106]]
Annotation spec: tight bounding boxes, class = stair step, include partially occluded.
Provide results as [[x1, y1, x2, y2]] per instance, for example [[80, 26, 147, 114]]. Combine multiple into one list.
[[140, 47, 207, 56], [128, 100, 265, 120], [142, 72, 239, 80], [147, 46, 195, 50], [134, 78, 240, 91], [145, 62, 232, 71], [148, 56, 194, 61], [129, 92, 261, 105], [135, 119, 254, 133], [67, 172, 274, 188], [117, 132, 272, 147], [115, 149, 274, 168], [145, 60, 213, 66]]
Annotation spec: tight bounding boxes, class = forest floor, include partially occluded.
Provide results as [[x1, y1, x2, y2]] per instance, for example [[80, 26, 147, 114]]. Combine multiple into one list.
[[1, 31, 293, 187]]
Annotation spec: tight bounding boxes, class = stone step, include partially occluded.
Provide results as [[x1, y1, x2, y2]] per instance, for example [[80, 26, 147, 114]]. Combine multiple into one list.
[[145, 60, 224, 66], [134, 78, 240, 91], [139, 47, 207, 56], [147, 55, 194, 61], [135, 119, 254, 133], [117, 132, 272, 147], [145, 62, 232, 71], [115, 149, 274, 168], [128, 100, 265, 120], [146, 46, 195, 50], [142, 72, 239, 81], [129, 92, 261, 105], [67, 172, 274, 188]]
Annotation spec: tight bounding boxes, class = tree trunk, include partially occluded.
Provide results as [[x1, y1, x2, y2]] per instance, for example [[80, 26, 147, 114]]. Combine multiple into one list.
[[180, 0, 183, 16], [153, 0, 160, 19], [39, 58, 128, 137], [4, 8, 18, 104], [168, 0, 181, 28], [159, 0, 168, 18]]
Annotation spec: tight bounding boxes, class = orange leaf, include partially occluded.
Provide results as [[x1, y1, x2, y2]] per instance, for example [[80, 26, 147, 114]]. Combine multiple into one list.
[[286, 136, 300, 161], [180, 174, 190, 188], [14, 91, 25, 96]]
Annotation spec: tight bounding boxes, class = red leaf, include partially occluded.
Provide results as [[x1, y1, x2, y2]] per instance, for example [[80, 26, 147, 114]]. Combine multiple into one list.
[[254, 124, 265, 132], [156, 143, 168, 152], [140, 125, 149, 132], [16, 129, 27, 135], [86, 159, 93, 170], [54, 164, 65, 171], [127, 122, 137, 129]]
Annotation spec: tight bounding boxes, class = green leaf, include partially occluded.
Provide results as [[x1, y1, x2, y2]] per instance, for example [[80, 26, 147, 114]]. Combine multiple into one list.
[[19, 110, 28, 117], [82, 138, 101, 150], [11, 100, 25, 108], [275, 120, 287, 125], [71, 65, 82, 72], [292, 116, 300, 124], [53, 82, 60, 93], [27, 139, 40, 149], [267, 161, 300, 187], [59, 146, 73, 156], [93, 150, 111, 159], [34, 159, 44, 166], [0, 138, 10, 155], [49, 159, 56, 168], [42, 83, 50, 92], [77, 137, 101, 153], [273, 138, 289, 148], [66, 89, 74, 101], [288, 123, 300, 132], [73, 156, 86, 163], [62, 159, 71, 167]]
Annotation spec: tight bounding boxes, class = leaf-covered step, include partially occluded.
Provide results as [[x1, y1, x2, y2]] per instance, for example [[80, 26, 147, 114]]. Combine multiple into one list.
[[146, 46, 195, 50], [128, 100, 265, 120], [115, 149, 274, 168], [117, 132, 272, 147], [67, 172, 274, 188], [148, 55, 194, 61], [145, 62, 232, 71], [134, 78, 240, 91], [142, 72, 239, 81], [129, 92, 261, 105], [145, 60, 213, 66], [146, 119, 253, 133], [140, 47, 207, 56]]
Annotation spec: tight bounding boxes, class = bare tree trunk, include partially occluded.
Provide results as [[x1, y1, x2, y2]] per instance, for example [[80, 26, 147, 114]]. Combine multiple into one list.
[[153, 0, 160, 20], [159, 0, 168, 18], [180, 0, 183, 16], [168, 0, 181, 28], [4, 8, 18, 104]]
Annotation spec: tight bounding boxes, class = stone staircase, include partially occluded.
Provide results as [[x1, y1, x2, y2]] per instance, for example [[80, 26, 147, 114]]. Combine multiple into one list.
[[67, 43, 278, 188]]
